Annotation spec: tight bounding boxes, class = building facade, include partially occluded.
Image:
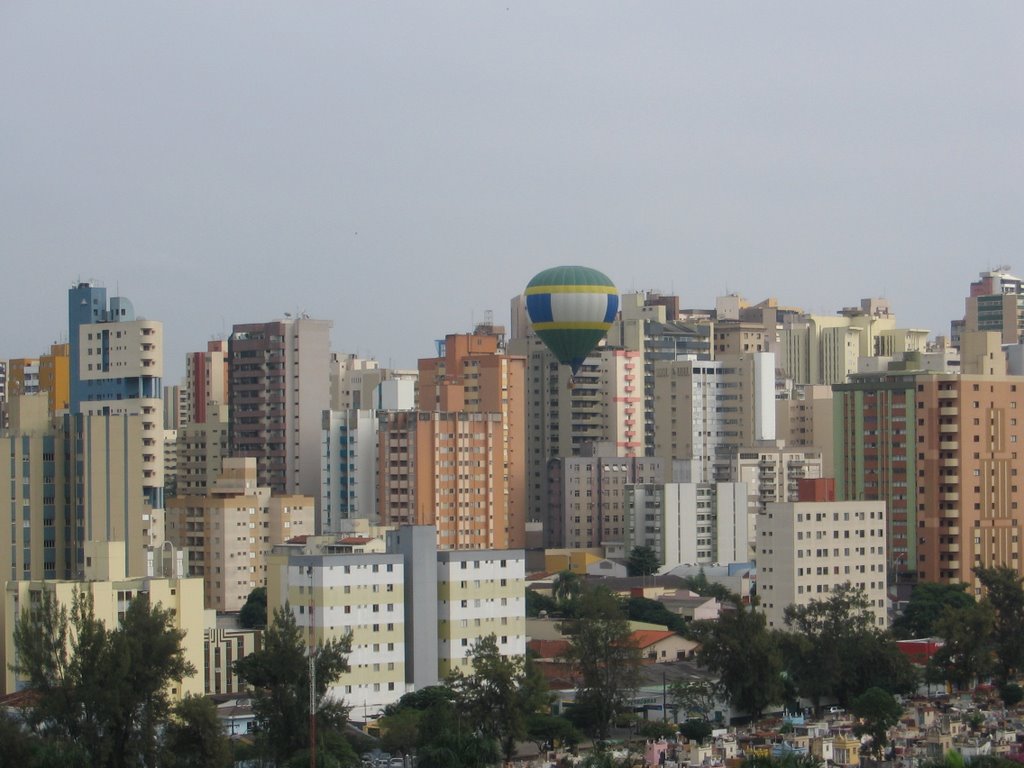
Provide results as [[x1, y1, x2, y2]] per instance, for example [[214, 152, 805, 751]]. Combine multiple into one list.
[[228, 317, 332, 504], [166, 457, 314, 610], [756, 499, 888, 630], [265, 525, 525, 716]]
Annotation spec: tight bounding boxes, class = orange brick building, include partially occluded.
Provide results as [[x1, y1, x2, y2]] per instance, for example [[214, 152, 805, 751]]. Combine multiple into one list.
[[378, 325, 526, 549], [916, 375, 1024, 588]]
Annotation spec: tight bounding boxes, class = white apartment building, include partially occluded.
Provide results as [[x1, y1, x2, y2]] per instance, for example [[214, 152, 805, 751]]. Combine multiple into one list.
[[756, 500, 888, 630], [653, 354, 776, 483], [267, 525, 526, 717], [437, 550, 527, 676], [321, 409, 379, 532], [625, 482, 749, 568]]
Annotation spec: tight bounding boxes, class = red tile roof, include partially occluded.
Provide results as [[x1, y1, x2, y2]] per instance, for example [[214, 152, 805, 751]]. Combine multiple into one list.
[[528, 639, 571, 659], [630, 629, 677, 648]]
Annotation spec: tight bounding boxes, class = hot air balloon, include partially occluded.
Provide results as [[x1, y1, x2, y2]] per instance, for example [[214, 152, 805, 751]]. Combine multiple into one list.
[[524, 265, 619, 377]]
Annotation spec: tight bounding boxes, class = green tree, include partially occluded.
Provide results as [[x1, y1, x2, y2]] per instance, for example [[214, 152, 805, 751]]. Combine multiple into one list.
[[525, 712, 581, 753], [892, 582, 975, 639], [638, 720, 678, 740], [415, 698, 500, 768], [999, 682, 1023, 707], [678, 719, 713, 743], [627, 545, 660, 577], [234, 604, 352, 766], [382, 684, 455, 716], [977, 566, 1024, 684], [12, 589, 196, 768], [781, 583, 915, 708], [161, 694, 232, 768], [378, 707, 423, 757], [526, 588, 559, 617], [553, 570, 583, 610], [238, 586, 268, 629], [679, 568, 740, 603], [626, 596, 689, 635], [669, 679, 718, 722], [850, 687, 902, 759], [928, 601, 995, 690], [696, 599, 783, 719], [562, 586, 642, 740], [448, 634, 546, 762]]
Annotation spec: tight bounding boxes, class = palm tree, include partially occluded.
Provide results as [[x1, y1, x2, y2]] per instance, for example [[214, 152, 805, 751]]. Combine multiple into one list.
[[553, 570, 583, 609]]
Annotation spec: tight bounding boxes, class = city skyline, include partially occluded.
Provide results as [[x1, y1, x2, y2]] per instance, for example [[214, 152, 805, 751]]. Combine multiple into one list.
[[2, 3, 1022, 380]]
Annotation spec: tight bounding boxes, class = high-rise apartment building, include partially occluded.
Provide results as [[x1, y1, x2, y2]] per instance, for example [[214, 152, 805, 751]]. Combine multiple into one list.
[[834, 371, 918, 579], [625, 482, 749, 568], [328, 353, 417, 411], [652, 354, 776, 483], [67, 282, 164, 525], [1, 541, 205, 698], [321, 370, 417, 533], [756, 495, 888, 630], [560, 449, 665, 549], [836, 368, 1024, 589], [228, 317, 332, 503], [321, 409, 380, 532], [0, 394, 63, 581], [714, 442, 824, 515], [0, 391, 156, 581], [776, 384, 835, 476], [963, 268, 1024, 346], [7, 356, 40, 399], [778, 299, 926, 386], [915, 374, 1024, 588], [0, 361, 7, 429], [176, 403, 230, 496], [378, 410, 515, 549], [376, 326, 527, 549], [166, 457, 314, 611], [185, 339, 229, 426], [606, 291, 713, 456]]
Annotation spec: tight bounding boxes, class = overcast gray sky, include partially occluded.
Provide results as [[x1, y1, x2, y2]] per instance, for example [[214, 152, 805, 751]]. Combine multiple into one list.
[[2, 2, 1022, 381]]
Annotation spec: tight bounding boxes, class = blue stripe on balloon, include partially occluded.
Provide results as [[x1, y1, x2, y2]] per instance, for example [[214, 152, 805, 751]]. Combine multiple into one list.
[[603, 294, 619, 323], [526, 293, 553, 323]]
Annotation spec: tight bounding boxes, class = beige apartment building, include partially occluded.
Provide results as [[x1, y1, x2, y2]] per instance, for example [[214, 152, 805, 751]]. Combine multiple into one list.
[[776, 384, 835, 475], [1, 541, 204, 697], [184, 339, 229, 426], [652, 354, 776, 483], [756, 498, 888, 630], [166, 457, 314, 611], [915, 374, 1024, 587], [175, 403, 231, 496]]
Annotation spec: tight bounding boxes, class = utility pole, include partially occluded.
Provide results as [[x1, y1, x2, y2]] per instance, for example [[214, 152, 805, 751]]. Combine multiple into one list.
[[308, 565, 317, 768]]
